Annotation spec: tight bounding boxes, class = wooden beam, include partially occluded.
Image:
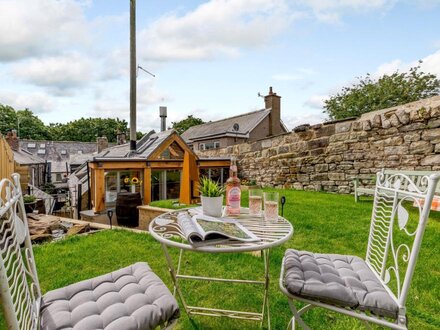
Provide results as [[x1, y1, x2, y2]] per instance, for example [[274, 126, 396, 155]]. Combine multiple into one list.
[[89, 161, 147, 170], [93, 169, 105, 213], [149, 132, 198, 161], [198, 160, 230, 167], [179, 151, 191, 205], [143, 167, 151, 205], [150, 162, 183, 169]]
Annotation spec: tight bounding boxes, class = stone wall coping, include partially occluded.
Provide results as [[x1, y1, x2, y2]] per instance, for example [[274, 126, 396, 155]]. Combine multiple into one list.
[[254, 131, 291, 142], [360, 95, 440, 121]]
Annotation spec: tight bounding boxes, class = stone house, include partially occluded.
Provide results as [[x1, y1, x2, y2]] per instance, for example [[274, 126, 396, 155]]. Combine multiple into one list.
[[182, 87, 288, 151], [20, 137, 112, 188], [5, 130, 46, 191]]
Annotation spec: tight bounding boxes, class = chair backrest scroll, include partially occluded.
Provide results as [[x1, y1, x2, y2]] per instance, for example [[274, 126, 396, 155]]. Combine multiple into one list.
[[0, 173, 41, 330], [365, 171, 440, 307]]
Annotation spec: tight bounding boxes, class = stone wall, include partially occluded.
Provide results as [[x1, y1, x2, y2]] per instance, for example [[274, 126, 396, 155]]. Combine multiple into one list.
[[197, 96, 440, 193]]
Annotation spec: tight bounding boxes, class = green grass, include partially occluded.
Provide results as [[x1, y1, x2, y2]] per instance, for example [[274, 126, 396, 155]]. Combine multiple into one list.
[[1, 190, 439, 329], [149, 199, 198, 209]]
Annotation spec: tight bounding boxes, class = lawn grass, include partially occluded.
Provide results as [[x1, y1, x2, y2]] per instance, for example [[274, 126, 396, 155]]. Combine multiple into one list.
[[1, 189, 439, 329], [149, 199, 198, 209]]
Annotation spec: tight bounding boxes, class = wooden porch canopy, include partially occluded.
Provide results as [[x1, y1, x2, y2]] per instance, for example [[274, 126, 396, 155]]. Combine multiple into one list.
[[89, 130, 230, 213]]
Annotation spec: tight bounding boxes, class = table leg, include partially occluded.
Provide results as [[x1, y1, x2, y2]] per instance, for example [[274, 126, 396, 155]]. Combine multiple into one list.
[[261, 249, 271, 330], [161, 245, 271, 328], [161, 243, 191, 316], [173, 248, 184, 296]]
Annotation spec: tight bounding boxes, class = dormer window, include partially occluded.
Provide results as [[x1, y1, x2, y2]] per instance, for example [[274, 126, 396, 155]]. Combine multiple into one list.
[[27, 143, 36, 148]]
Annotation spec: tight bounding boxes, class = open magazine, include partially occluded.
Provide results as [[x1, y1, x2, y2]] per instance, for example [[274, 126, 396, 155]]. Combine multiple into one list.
[[177, 212, 260, 247]]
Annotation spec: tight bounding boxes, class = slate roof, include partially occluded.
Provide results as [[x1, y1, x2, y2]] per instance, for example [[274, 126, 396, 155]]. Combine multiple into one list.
[[181, 109, 271, 142], [12, 149, 45, 165], [19, 140, 102, 163], [94, 130, 171, 160]]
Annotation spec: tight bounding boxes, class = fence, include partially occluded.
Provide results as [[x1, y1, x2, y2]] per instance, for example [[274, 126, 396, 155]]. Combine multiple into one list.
[[0, 134, 14, 181]]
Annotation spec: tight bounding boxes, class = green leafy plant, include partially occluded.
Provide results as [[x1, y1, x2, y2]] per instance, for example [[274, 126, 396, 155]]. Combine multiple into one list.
[[324, 62, 440, 120], [199, 177, 225, 197], [23, 195, 37, 203]]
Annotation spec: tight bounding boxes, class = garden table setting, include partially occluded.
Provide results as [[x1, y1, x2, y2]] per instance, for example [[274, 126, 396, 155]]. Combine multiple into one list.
[[149, 205, 293, 329]]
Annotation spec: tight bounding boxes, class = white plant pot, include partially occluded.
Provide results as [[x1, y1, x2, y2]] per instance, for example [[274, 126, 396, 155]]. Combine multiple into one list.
[[201, 195, 223, 217]]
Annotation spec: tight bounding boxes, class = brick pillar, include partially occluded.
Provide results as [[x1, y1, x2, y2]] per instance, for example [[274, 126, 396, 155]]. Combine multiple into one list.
[[5, 130, 19, 151]]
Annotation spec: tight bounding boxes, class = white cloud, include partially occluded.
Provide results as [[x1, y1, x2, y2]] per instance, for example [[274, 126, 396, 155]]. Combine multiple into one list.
[[0, 0, 90, 61], [283, 113, 326, 129], [304, 94, 328, 110], [373, 50, 440, 77], [139, 0, 294, 61], [296, 0, 396, 23], [0, 90, 55, 113], [137, 80, 170, 106], [11, 53, 94, 94]]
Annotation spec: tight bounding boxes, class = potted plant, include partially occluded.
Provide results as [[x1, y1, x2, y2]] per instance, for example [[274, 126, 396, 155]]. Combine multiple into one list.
[[199, 177, 225, 217], [23, 195, 37, 214]]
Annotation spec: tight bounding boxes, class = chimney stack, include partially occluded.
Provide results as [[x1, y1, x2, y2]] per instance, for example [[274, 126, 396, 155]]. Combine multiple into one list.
[[160, 106, 167, 132], [97, 136, 109, 153], [5, 129, 19, 151], [116, 130, 126, 145], [264, 86, 281, 136]]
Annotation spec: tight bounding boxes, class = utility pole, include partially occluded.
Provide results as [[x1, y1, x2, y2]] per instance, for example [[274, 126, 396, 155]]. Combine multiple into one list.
[[129, 0, 137, 151]]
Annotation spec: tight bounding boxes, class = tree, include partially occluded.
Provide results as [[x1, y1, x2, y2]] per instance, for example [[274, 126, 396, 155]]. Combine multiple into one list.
[[16, 109, 51, 140], [172, 115, 204, 135], [324, 62, 440, 120], [49, 118, 129, 142], [0, 105, 51, 139], [0, 104, 17, 135]]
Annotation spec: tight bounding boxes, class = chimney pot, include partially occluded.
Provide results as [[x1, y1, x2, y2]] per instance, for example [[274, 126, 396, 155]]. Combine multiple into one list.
[[160, 106, 167, 131]]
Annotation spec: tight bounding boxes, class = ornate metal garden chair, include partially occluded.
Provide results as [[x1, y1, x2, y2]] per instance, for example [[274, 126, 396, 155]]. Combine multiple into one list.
[[279, 172, 440, 329], [0, 173, 179, 330]]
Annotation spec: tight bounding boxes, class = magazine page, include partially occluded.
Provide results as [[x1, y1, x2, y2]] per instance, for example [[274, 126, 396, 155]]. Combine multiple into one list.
[[177, 212, 202, 242], [192, 215, 260, 243]]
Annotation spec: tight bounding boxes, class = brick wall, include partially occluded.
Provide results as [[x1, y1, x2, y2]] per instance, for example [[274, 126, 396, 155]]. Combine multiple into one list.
[[197, 96, 440, 193]]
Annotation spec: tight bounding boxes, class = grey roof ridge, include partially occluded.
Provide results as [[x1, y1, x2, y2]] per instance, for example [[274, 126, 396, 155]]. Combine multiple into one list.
[[188, 131, 249, 142], [185, 108, 268, 132], [20, 139, 98, 145]]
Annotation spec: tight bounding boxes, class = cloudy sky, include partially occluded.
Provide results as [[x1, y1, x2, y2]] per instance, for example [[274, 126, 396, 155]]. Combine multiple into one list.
[[1, 0, 440, 133]]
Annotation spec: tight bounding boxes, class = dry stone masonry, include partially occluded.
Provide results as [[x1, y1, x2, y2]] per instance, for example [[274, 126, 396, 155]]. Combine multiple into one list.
[[198, 96, 440, 194]]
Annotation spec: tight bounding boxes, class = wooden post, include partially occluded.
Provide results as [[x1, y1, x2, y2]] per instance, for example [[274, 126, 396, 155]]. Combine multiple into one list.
[[93, 169, 105, 212], [180, 151, 191, 205], [143, 167, 151, 205]]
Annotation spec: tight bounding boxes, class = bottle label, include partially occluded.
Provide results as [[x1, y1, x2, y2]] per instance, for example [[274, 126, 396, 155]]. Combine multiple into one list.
[[228, 187, 241, 210]]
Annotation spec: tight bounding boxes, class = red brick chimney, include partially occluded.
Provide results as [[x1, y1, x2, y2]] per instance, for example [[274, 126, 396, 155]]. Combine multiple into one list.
[[5, 130, 19, 151], [264, 87, 281, 136]]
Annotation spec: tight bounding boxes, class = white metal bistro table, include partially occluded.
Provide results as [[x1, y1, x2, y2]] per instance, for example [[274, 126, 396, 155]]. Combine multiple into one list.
[[149, 207, 293, 329]]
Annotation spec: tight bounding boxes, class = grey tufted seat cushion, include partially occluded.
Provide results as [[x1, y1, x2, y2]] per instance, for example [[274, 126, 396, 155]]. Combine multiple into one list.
[[40, 262, 179, 330], [283, 249, 399, 319]]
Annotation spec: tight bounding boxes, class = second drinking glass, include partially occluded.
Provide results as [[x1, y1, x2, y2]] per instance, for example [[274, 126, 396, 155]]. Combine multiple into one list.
[[249, 189, 263, 217], [264, 191, 279, 221]]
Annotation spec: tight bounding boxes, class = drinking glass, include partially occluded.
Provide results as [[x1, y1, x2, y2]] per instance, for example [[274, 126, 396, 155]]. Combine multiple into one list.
[[249, 189, 263, 217], [264, 191, 279, 221]]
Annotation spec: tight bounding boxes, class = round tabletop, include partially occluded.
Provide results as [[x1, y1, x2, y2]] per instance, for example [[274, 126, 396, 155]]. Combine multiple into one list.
[[149, 207, 293, 253]]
